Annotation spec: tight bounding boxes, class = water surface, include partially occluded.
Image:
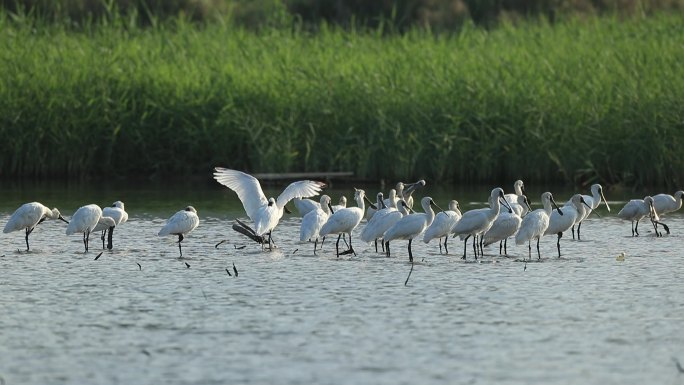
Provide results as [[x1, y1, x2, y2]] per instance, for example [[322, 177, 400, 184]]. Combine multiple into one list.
[[1, 181, 683, 385]]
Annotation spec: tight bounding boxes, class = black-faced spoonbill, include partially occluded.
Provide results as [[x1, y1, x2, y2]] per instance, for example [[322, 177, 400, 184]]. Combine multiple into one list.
[[158, 206, 199, 257], [319, 189, 374, 257], [360, 194, 408, 253], [3, 202, 69, 251], [617, 196, 664, 237], [651, 190, 684, 235], [544, 194, 592, 257], [66, 204, 116, 253], [383, 197, 441, 261], [293, 197, 320, 217], [93, 201, 128, 249], [213, 168, 325, 250], [568, 183, 610, 240], [482, 196, 530, 255], [452, 188, 512, 260], [515, 192, 563, 260], [299, 195, 332, 254], [423, 200, 462, 254]]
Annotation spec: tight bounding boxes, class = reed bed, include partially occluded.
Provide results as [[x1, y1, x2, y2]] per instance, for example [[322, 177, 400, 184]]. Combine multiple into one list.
[[1, 14, 683, 187]]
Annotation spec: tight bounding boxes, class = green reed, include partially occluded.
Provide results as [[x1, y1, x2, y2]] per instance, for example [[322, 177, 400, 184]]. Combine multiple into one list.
[[1, 14, 683, 187]]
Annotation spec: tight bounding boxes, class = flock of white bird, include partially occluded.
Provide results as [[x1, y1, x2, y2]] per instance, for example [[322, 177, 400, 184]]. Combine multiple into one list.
[[3, 167, 683, 261]]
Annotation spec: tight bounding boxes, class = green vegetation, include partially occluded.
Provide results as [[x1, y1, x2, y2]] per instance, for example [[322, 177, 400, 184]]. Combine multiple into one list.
[[1, 12, 683, 187]]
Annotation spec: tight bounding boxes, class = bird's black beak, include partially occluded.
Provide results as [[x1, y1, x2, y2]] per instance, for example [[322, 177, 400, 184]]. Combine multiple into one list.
[[284, 206, 292, 214], [551, 197, 563, 216], [59, 215, 69, 224], [431, 200, 444, 212], [328, 202, 335, 214], [364, 196, 377, 210], [498, 191, 513, 214], [581, 197, 599, 218]]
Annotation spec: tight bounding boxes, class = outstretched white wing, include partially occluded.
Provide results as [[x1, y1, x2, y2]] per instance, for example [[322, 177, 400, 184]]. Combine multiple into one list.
[[276, 180, 325, 209], [213, 168, 268, 221]]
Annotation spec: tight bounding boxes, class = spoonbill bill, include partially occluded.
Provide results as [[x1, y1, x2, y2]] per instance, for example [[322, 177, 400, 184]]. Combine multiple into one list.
[[515, 192, 563, 260], [3, 202, 69, 251], [213, 168, 325, 249], [158, 206, 200, 257]]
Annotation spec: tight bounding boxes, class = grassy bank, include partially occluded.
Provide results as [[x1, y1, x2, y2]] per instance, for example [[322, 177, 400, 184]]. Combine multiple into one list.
[[1, 14, 683, 187]]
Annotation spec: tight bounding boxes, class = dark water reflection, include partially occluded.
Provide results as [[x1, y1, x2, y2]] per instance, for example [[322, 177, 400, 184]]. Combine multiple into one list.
[[1, 180, 683, 385]]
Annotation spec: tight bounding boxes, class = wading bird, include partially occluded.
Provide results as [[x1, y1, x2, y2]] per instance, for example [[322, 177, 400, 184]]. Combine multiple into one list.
[[569, 184, 610, 240], [651, 190, 684, 235], [319, 189, 373, 257], [299, 195, 332, 254], [360, 193, 408, 253], [213, 168, 325, 250], [617, 196, 666, 237], [293, 197, 320, 217], [504, 180, 530, 215], [544, 194, 592, 257], [158, 206, 200, 257], [452, 188, 512, 260], [483, 195, 530, 255], [423, 200, 462, 254], [515, 192, 563, 260], [384, 197, 440, 261], [3, 202, 69, 251], [66, 204, 116, 253], [93, 201, 128, 250]]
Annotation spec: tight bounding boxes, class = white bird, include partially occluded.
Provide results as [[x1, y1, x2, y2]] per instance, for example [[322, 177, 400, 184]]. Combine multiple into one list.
[[93, 201, 128, 250], [617, 196, 663, 237], [299, 195, 332, 253], [423, 200, 462, 254], [3, 202, 69, 251], [452, 188, 512, 260], [515, 192, 563, 260], [360, 195, 408, 252], [213, 168, 325, 249], [331, 196, 347, 213], [569, 183, 611, 240], [293, 197, 320, 217], [158, 206, 200, 257], [319, 189, 371, 257], [364, 192, 386, 222], [400, 180, 427, 209], [66, 204, 116, 253], [482, 195, 527, 256], [651, 190, 684, 235], [544, 194, 591, 257], [384, 196, 439, 262], [504, 180, 528, 213]]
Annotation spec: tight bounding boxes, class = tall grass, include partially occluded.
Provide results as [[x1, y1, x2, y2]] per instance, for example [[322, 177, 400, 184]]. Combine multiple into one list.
[[1, 14, 683, 187]]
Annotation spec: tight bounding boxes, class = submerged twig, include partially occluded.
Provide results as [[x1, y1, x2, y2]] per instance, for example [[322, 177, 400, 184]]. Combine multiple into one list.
[[215, 240, 227, 248], [673, 357, 684, 374], [94, 252, 103, 261], [185, 262, 190, 268], [225, 268, 232, 276], [233, 262, 239, 277], [137, 262, 142, 270]]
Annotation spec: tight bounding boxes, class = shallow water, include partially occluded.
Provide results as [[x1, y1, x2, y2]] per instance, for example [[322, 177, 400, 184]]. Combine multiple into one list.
[[1, 182, 684, 385]]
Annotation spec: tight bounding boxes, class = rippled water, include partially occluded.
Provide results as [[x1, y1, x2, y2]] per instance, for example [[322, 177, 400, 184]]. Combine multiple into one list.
[[2, 182, 684, 385]]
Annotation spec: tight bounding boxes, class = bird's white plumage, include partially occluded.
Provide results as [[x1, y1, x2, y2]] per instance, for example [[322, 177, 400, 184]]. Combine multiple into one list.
[[331, 196, 347, 213], [213, 168, 324, 237], [384, 197, 437, 242], [515, 192, 560, 246], [572, 183, 611, 224], [93, 201, 128, 232], [483, 209, 521, 247], [452, 188, 508, 240], [293, 197, 320, 217], [364, 192, 385, 221], [504, 180, 525, 204], [320, 190, 366, 238], [158, 206, 199, 237], [545, 194, 586, 235], [652, 191, 684, 216], [360, 198, 407, 243], [66, 204, 105, 236], [423, 200, 462, 244], [4, 202, 62, 234], [300, 195, 331, 241]]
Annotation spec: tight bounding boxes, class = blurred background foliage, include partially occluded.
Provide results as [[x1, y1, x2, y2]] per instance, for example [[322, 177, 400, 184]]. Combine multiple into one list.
[[2, 0, 683, 30]]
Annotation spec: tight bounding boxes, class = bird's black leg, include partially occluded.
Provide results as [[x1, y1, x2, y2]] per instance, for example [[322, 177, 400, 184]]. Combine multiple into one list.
[[84, 230, 90, 252], [177, 234, 184, 257], [408, 239, 413, 263], [527, 240, 532, 260], [635, 220, 640, 236], [335, 234, 341, 257], [571, 225, 576, 240], [504, 238, 508, 255], [374, 239, 378, 253], [314, 238, 319, 254], [101, 230, 106, 249], [556, 232, 562, 258], [577, 222, 582, 240], [499, 240, 503, 255], [536, 237, 541, 260], [438, 238, 443, 254], [462, 234, 471, 260], [479, 236, 484, 256], [25, 227, 31, 252], [443, 236, 449, 254], [385, 241, 390, 257], [107, 226, 114, 250], [348, 234, 356, 256], [472, 235, 478, 260]]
